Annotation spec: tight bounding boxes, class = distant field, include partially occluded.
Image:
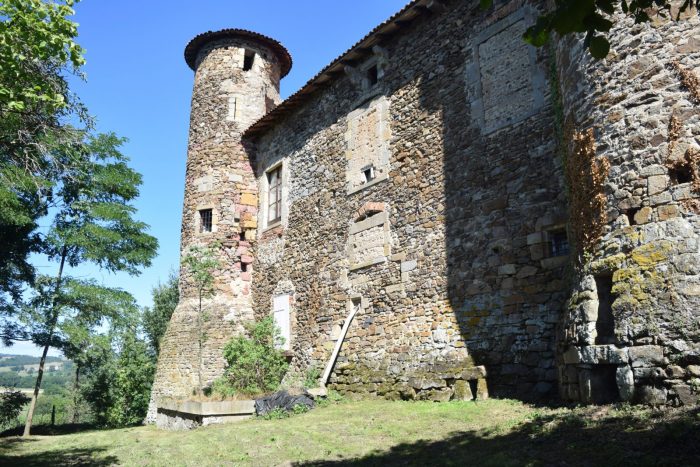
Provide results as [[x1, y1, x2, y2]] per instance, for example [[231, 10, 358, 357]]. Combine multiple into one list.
[[1, 398, 699, 466]]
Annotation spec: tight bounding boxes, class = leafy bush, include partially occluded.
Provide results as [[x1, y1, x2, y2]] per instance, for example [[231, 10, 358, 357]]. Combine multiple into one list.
[[217, 317, 289, 396], [259, 407, 289, 420], [315, 390, 346, 408], [303, 366, 321, 389], [0, 390, 30, 429]]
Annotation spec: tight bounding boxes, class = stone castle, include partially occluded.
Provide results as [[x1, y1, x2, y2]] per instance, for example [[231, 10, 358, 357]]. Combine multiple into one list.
[[149, 0, 700, 417]]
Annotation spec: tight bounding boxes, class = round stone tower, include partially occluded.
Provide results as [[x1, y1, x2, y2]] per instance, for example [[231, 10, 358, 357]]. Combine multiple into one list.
[[555, 11, 700, 406], [148, 30, 291, 419]]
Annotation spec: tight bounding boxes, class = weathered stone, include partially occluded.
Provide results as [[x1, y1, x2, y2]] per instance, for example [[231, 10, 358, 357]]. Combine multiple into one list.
[[637, 385, 667, 406], [475, 378, 489, 400], [408, 376, 446, 390], [580, 345, 629, 365], [672, 384, 698, 406], [633, 207, 653, 225], [452, 380, 474, 401], [418, 388, 454, 402], [629, 346, 665, 368], [616, 365, 635, 401]]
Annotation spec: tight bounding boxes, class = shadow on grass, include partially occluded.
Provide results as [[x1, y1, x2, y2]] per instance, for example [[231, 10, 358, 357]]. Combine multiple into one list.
[[0, 424, 125, 466], [0, 423, 102, 438], [302, 405, 700, 467], [0, 444, 117, 467]]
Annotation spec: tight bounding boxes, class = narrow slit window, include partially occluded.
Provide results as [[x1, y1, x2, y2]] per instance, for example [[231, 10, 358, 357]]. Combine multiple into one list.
[[267, 166, 282, 224], [241, 262, 248, 272], [199, 209, 213, 233], [367, 65, 378, 86], [595, 275, 616, 345], [362, 165, 375, 184], [243, 50, 255, 71], [549, 230, 570, 257]]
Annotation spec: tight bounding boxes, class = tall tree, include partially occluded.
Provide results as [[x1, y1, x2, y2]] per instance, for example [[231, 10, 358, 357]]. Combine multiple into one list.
[[182, 244, 220, 395], [0, 0, 91, 317], [142, 273, 179, 356], [19, 133, 158, 436]]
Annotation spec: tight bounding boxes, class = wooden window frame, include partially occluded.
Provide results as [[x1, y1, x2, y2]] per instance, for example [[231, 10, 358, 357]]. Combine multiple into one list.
[[267, 166, 282, 224]]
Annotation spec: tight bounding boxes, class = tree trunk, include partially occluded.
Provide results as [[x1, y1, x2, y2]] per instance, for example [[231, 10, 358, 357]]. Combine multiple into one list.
[[197, 291, 203, 396], [72, 364, 80, 423], [23, 245, 67, 437]]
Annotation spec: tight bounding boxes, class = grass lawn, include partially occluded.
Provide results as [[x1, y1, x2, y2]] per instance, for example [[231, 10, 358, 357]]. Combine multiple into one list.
[[1, 398, 699, 466]]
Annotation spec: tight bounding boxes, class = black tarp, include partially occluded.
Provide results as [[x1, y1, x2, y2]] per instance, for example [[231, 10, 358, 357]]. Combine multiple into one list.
[[254, 390, 315, 416]]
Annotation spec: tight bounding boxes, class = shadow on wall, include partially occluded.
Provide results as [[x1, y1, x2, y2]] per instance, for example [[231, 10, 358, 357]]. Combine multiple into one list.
[[414, 5, 568, 401], [299, 405, 700, 467]]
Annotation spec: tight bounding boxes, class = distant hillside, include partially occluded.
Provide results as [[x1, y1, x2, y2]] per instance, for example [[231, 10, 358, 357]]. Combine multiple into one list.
[[0, 354, 65, 367], [0, 354, 73, 392]]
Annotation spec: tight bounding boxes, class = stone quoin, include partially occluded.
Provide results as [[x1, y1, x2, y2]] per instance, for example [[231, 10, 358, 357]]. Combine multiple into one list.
[[148, 0, 700, 419]]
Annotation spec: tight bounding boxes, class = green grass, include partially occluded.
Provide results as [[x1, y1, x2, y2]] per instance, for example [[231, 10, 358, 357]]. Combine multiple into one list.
[[1, 399, 699, 466]]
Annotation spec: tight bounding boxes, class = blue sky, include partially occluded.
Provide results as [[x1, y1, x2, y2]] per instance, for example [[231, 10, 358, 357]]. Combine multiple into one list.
[[4, 0, 409, 356]]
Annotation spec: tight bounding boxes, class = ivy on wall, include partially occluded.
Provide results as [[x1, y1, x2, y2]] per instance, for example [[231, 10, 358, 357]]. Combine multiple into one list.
[[564, 127, 610, 260]]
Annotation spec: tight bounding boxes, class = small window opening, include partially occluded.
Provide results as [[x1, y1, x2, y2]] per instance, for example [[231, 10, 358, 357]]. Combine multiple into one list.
[[625, 207, 641, 225], [549, 230, 570, 257], [595, 275, 616, 345], [199, 209, 212, 233], [669, 165, 692, 185], [243, 50, 255, 71], [367, 65, 378, 86], [241, 263, 248, 272], [239, 231, 246, 241], [267, 166, 282, 223], [362, 165, 375, 184]]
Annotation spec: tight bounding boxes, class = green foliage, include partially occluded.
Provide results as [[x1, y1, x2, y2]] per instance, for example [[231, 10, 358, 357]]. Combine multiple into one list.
[[0, 0, 91, 316], [142, 273, 179, 355], [480, 0, 698, 59], [209, 377, 239, 398], [0, 0, 85, 114], [258, 403, 309, 420], [292, 403, 310, 415], [21, 276, 140, 353], [183, 243, 220, 298], [105, 335, 155, 427], [259, 407, 289, 420], [217, 317, 289, 397], [0, 390, 31, 428], [79, 330, 155, 428], [303, 366, 321, 389]]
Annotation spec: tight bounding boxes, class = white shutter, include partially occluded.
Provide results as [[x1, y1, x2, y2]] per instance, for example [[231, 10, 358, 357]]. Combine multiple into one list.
[[273, 294, 290, 350]]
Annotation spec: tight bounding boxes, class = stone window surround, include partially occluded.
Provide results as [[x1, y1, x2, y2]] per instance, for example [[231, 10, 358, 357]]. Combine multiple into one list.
[[465, 6, 546, 135], [345, 96, 391, 195], [348, 209, 392, 271], [259, 159, 289, 232], [195, 203, 217, 235]]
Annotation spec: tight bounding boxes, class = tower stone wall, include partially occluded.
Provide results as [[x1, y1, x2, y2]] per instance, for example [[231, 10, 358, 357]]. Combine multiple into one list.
[[556, 10, 700, 406], [148, 31, 290, 420]]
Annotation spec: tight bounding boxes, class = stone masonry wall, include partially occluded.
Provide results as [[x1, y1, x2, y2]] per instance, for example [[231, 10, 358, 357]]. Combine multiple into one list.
[[250, 0, 569, 401], [149, 36, 283, 420], [556, 9, 700, 406]]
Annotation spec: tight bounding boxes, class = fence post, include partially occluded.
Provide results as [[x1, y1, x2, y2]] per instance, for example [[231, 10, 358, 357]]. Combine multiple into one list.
[[51, 405, 55, 427]]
